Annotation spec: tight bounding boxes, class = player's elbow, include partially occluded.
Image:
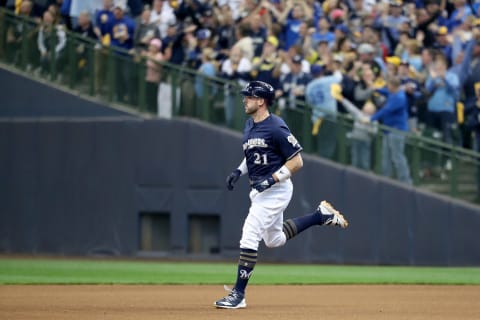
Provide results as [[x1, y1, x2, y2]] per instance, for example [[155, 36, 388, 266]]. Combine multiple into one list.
[[296, 155, 304, 170], [288, 153, 303, 174]]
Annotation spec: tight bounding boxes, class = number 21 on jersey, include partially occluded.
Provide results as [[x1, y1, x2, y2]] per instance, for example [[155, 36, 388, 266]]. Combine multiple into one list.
[[254, 153, 268, 165]]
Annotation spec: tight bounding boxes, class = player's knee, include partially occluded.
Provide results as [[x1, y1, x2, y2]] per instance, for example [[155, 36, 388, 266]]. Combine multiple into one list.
[[264, 234, 286, 248], [239, 239, 260, 251]]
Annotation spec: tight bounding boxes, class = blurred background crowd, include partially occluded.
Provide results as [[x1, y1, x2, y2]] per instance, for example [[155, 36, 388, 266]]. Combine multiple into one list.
[[2, 0, 480, 187]]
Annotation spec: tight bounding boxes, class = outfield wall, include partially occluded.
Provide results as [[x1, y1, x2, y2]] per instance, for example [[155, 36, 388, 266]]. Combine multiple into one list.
[[1, 118, 479, 265]]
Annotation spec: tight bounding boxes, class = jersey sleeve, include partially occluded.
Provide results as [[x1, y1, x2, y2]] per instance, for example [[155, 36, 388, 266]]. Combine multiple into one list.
[[273, 124, 303, 161]]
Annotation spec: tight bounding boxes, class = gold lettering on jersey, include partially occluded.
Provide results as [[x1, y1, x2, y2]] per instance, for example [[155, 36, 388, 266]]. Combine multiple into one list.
[[243, 138, 268, 150]]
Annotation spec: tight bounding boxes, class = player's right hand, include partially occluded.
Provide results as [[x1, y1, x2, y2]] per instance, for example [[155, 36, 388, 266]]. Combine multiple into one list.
[[251, 176, 276, 193], [226, 169, 241, 191]]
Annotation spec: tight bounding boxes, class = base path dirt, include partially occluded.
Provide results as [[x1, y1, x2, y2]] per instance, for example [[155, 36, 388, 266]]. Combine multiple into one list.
[[1, 285, 479, 320]]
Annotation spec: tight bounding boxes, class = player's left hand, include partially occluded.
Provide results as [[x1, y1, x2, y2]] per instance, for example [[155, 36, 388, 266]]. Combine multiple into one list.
[[252, 176, 276, 192]]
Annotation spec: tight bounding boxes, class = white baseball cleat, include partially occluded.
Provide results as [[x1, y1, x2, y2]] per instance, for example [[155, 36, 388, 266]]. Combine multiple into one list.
[[318, 200, 349, 229]]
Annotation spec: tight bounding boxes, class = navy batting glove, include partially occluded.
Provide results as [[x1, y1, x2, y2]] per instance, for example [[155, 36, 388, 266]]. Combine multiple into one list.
[[226, 169, 242, 191], [252, 176, 276, 193]]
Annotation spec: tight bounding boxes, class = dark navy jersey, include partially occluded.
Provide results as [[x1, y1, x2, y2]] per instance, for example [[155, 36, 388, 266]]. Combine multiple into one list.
[[243, 114, 302, 182]]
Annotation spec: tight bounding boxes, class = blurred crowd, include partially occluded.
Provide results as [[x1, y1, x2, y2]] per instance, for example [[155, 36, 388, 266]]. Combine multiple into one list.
[[2, 0, 480, 188]]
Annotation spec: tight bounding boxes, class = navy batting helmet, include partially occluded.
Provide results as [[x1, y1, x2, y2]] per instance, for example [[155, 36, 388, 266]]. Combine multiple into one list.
[[240, 81, 275, 105]]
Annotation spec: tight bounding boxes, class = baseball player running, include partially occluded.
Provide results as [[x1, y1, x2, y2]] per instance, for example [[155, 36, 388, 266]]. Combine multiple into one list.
[[214, 81, 348, 309]]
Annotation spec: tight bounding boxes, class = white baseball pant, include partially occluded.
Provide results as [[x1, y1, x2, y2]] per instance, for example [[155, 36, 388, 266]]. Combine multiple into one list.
[[239, 179, 293, 251]]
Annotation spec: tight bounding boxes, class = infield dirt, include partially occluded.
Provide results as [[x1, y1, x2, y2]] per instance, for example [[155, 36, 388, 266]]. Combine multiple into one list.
[[1, 285, 479, 320]]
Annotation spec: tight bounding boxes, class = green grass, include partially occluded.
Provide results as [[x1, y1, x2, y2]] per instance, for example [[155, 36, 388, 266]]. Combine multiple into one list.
[[0, 258, 479, 285]]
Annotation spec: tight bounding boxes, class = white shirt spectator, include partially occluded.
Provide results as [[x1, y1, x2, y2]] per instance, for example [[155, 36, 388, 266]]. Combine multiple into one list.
[[221, 0, 243, 21], [221, 56, 252, 76], [149, 1, 176, 38], [232, 37, 254, 61], [280, 60, 311, 77]]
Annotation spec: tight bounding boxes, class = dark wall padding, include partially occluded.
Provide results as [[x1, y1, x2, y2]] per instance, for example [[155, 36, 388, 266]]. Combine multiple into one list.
[[1, 118, 479, 265], [0, 67, 135, 118]]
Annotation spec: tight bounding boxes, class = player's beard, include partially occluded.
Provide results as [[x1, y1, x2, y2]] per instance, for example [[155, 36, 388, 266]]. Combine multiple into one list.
[[244, 102, 259, 115]]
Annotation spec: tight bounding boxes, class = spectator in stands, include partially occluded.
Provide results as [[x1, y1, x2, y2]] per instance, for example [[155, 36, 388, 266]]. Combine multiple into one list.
[[385, 55, 400, 78], [425, 54, 460, 145], [161, 21, 186, 65], [225, 0, 248, 22], [95, 0, 114, 40], [232, 22, 254, 61], [173, 0, 207, 29], [360, 25, 386, 59], [68, 0, 99, 29], [109, 1, 136, 103], [221, 45, 252, 127], [402, 39, 423, 73], [73, 11, 98, 80], [295, 20, 312, 54], [30, 0, 55, 19], [367, 76, 412, 185], [60, 0, 72, 29], [74, 11, 97, 43], [339, 60, 361, 113], [200, 5, 217, 29], [150, 0, 176, 39], [306, 39, 330, 66], [250, 35, 282, 90], [127, 0, 144, 18], [6, 0, 34, 65], [434, 27, 454, 66], [353, 63, 383, 109], [306, 58, 343, 160], [46, 2, 62, 25], [398, 60, 422, 133], [416, 1, 442, 49], [109, 1, 135, 51], [356, 42, 385, 77], [93, 0, 114, 95], [332, 24, 349, 53], [278, 54, 311, 110], [279, 44, 311, 77], [334, 37, 356, 66], [329, 6, 346, 28], [194, 47, 217, 99], [447, 0, 472, 32], [311, 16, 335, 49], [37, 9, 67, 76], [142, 38, 164, 113], [185, 28, 211, 70], [134, 5, 160, 54], [249, 14, 267, 58], [331, 83, 377, 170], [266, 0, 312, 50], [348, 0, 370, 28], [8, 0, 33, 16], [214, 3, 236, 60], [380, 0, 409, 55], [393, 31, 410, 59]]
